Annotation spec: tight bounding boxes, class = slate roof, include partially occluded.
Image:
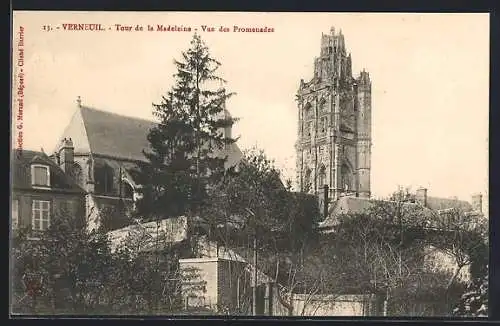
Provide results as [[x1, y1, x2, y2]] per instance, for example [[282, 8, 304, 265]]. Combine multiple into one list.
[[56, 105, 243, 168], [11, 149, 85, 193]]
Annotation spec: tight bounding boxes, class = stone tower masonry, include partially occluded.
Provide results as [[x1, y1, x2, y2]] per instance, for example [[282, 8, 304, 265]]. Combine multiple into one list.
[[295, 27, 372, 209]]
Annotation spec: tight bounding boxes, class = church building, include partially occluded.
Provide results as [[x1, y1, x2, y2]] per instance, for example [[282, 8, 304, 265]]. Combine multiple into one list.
[[50, 98, 242, 230], [295, 27, 372, 213]]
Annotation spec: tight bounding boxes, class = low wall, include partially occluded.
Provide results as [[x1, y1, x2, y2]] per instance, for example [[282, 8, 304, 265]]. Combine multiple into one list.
[[290, 293, 380, 316]]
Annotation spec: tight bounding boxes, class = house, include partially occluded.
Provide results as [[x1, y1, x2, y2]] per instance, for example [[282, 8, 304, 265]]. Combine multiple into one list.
[[319, 187, 484, 230], [11, 149, 86, 237], [49, 99, 243, 231]]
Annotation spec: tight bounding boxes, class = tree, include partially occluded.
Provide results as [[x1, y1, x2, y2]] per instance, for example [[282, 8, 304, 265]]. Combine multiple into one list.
[[331, 195, 488, 316], [11, 227, 46, 313], [107, 226, 207, 314], [11, 206, 116, 314], [131, 33, 238, 222], [422, 208, 488, 301], [201, 147, 336, 316], [453, 264, 488, 317]]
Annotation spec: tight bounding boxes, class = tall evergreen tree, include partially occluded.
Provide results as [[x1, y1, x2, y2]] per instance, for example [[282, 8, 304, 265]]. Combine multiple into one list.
[[132, 33, 238, 221]]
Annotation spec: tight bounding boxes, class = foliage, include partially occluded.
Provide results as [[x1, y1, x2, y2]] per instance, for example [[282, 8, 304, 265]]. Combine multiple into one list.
[[10, 206, 204, 315], [331, 197, 487, 316], [204, 147, 320, 244], [131, 33, 238, 221], [198, 147, 329, 315], [99, 204, 133, 232], [11, 207, 115, 314], [453, 264, 488, 317]]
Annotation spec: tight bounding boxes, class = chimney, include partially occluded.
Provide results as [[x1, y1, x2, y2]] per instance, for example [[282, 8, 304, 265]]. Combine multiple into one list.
[[415, 187, 428, 207], [471, 193, 483, 213], [59, 137, 74, 174]]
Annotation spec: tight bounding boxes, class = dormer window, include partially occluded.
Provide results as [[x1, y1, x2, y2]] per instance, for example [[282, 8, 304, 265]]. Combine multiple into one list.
[[31, 164, 50, 187]]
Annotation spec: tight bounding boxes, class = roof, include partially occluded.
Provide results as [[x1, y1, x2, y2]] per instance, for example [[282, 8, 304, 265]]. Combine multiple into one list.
[[319, 194, 475, 229], [107, 216, 190, 253], [56, 105, 243, 168], [425, 196, 472, 211], [11, 149, 85, 194], [319, 196, 374, 228]]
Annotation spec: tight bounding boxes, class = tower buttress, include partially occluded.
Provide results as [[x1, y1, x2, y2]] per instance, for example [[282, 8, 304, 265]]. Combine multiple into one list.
[[355, 70, 372, 198]]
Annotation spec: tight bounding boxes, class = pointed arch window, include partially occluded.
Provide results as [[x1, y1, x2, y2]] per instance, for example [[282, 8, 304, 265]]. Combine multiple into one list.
[[72, 163, 83, 186], [318, 165, 327, 187], [304, 103, 313, 120], [341, 163, 353, 192]]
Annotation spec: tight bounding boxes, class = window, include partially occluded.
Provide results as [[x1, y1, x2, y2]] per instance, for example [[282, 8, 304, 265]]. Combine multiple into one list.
[[319, 165, 326, 187], [60, 200, 73, 214], [341, 164, 352, 192], [304, 103, 313, 119], [32, 200, 50, 231], [31, 164, 50, 187], [321, 117, 328, 133], [95, 165, 114, 194], [12, 199, 19, 229], [73, 163, 83, 186]]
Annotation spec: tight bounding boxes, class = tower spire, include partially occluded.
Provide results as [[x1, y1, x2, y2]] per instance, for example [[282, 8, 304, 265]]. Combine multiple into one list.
[[77, 96, 82, 107]]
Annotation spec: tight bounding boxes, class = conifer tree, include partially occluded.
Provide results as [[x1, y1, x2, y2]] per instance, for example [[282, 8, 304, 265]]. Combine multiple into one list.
[[132, 33, 238, 221]]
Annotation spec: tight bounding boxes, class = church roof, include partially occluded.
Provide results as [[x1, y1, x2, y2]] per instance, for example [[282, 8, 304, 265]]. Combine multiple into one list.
[[56, 105, 242, 168]]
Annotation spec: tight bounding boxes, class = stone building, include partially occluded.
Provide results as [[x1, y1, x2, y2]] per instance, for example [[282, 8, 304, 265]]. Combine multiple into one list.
[[11, 149, 86, 236], [295, 27, 372, 212], [49, 98, 242, 230]]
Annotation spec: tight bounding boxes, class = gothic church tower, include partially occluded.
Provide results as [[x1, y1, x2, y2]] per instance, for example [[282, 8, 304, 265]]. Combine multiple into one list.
[[295, 27, 372, 207]]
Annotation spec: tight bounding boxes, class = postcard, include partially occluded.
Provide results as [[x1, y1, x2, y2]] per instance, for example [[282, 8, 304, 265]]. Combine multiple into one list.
[[10, 11, 489, 317]]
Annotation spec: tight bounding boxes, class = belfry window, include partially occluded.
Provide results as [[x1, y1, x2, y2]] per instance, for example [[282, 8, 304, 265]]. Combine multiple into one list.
[[318, 165, 327, 187]]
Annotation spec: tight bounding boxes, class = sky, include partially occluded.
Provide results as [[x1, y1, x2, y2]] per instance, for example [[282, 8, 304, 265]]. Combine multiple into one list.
[[11, 12, 489, 210]]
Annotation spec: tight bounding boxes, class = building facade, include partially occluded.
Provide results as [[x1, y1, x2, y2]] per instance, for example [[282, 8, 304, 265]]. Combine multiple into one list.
[[295, 27, 372, 208], [11, 149, 86, 237]]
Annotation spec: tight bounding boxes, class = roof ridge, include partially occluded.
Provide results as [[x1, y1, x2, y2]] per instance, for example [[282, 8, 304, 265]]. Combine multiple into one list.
[[80, 105, 157, 124]]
